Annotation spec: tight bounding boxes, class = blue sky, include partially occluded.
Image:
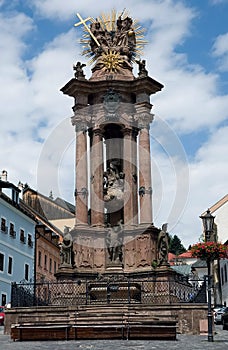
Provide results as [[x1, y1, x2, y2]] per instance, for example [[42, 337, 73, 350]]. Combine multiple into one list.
[[0, 0, 228, 247]]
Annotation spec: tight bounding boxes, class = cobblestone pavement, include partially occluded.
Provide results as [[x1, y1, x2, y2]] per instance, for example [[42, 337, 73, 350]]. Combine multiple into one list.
[[1, 325, 228, 349]]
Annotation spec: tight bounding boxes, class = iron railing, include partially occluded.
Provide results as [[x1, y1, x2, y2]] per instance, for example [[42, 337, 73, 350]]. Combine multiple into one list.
[[11, 276, 206, 307]]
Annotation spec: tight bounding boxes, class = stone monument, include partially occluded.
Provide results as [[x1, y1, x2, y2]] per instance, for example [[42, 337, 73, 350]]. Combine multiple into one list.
[[56, 10, 173, 281]]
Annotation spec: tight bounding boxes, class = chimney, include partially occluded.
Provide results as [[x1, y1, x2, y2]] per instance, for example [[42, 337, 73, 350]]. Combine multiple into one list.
[[0, 170, 8, 182]]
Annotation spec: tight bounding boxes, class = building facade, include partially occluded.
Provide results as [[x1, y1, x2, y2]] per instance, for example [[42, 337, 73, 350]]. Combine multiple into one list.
[[201, 195, 228, 306], [0, 175, 36, 306]]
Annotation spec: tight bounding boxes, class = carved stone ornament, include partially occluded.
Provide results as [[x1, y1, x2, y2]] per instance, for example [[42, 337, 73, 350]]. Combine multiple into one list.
[[103, 89, 120, 117], [135, 111, 154, 129]]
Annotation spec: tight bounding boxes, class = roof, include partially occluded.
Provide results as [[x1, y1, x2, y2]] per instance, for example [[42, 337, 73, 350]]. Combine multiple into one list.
[[20, 200, 63, 237], [54, 197, 75, 214], [171, 264, 192, 276], [168, 252, 176, 260], [168, 253, 177, 266], [192, 259, 207, 268], [177, 250, 193, 259], [0, 191, 36, 222], [0, 180, 20, 192], [23, 187, 75, 220]]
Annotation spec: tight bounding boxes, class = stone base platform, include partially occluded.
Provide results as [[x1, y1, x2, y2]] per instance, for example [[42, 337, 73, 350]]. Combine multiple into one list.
[[5, 304, 208, 340], [9, 305, 177, 341]]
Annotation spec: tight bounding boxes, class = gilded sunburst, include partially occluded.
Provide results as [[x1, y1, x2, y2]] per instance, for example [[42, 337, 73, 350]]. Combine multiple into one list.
[[101, 50, 124, 72]]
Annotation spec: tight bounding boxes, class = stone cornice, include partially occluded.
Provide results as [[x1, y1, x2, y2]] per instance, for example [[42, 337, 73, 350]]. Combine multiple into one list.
[[61, 76, 164, 98]]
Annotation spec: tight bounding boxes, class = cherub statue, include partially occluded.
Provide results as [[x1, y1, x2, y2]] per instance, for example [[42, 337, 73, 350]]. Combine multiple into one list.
[[73, 61, 86, 79]]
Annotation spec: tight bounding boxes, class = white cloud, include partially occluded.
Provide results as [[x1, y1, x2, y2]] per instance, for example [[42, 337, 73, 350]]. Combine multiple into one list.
[[212, 33, 228, 71], [210, 0, 228, 5], [173, 125, 228, 246]]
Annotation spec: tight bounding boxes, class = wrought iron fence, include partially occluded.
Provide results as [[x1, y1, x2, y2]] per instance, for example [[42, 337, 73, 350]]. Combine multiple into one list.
[[11, 277, 206, 308]]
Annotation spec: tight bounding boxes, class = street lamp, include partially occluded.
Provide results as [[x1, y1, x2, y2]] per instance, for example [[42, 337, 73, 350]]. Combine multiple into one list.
[[200, 208, 215, 342]]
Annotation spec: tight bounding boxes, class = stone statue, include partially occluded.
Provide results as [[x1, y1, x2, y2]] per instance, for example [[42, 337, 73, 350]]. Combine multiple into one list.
[[88, 15, 136, 74], [103, 162, 125, 202], [106, 220, 123, 263], [114, 15, 136, 58], [136, 59, 148, 77], [60, 226, 75, 267], [157, 223, 169, 266], [73, 61, 86, 79]]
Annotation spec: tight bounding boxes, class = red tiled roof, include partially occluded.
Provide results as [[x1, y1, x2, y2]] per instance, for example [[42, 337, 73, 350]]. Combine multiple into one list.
[[168, 252, 177, 265], [168, 252, 176, 260], [177, 250, 193, 258]]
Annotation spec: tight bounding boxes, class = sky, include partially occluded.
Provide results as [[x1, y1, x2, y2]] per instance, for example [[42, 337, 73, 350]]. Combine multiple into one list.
[[0, 0, 228, 248]]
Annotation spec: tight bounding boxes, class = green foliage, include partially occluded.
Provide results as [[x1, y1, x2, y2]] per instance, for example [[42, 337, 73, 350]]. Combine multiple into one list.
[[169, 234, 186, 255]]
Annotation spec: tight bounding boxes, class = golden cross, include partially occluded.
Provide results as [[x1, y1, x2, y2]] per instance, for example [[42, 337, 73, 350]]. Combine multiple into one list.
[[74, 13, 100, 47]]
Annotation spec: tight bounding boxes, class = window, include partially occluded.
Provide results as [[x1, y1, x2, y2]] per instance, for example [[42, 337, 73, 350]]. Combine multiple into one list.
[[20, 229, 25, 243], [28, 234, 33, 247], [1, 218, 7, 232], [24, 264, 29, 281], [54, 261, 57, 274], [0, 253, 4, 271], [9, 223, 16, 238], [8, 256, 12, 274], [49, 258, 52, 273], [225, 264, 227, 284], [44, 255, 47, 270], [1, 294, 6, 306], [38, 251, 42, 266], [221, 267, 224, 285]]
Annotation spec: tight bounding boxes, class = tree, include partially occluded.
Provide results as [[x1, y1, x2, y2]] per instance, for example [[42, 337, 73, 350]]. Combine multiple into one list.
[[169, 234, 186, 255]]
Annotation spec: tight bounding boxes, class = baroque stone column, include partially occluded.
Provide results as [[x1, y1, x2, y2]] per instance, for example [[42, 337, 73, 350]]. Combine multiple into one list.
[[138, 125, 153, 225], [75, 123, 88, 226], [123, 127, 138, 226], [90, 128, 104, 226]]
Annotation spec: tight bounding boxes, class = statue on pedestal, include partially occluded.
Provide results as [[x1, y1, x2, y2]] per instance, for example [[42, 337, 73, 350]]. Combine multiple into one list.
[[157, 223, 169, 266], [60, 226, 75, 267], [106, 220, 123, 264]]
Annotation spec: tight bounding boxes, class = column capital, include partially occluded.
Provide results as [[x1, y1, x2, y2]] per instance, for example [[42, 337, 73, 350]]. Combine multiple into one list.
[[122, 127, 132, 137], [93, 128, 104, 138]]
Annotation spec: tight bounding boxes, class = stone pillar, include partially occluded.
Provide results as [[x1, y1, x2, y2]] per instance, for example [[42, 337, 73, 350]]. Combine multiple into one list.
[[123, 128, 138, 226], [138, 126, 153, 224], [90, 128, 104, 226], [75, 125, 88, 226]]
